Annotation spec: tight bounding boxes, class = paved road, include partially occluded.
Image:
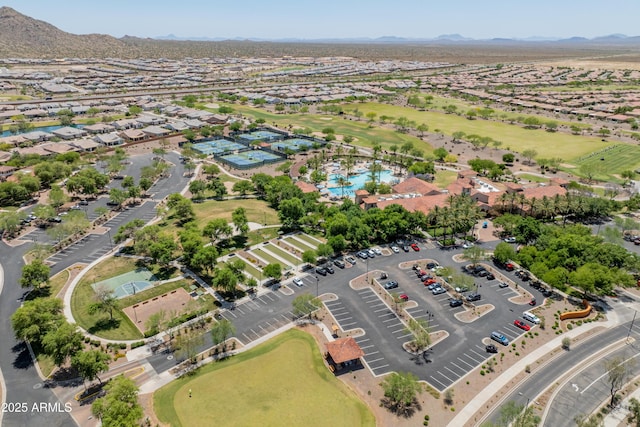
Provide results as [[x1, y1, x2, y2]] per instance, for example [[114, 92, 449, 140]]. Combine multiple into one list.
[[0, 152, 189, 426], [481, 319, 640, 426]]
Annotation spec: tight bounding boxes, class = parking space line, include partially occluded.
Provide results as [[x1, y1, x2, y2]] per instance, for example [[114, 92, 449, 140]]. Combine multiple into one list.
[[445, 366, 461, 377], [360, 345, 375, 350], [450, 361, 467, 372], [365, 351, 380, 357], [430, 376, 448, 390], [368, 303, 386, 309], [374, 307, 390, 313], [464, 352, 484, 364], [456, 357, 475, 369], [367, 357, 383, 363], [382, 317, 398, 323], [469, 348, 485, 359], [249, 329, 260, 338], [331, 307, 348, 313], [355, 338, 370, 344], [386, 322, 402, 329], [335, 316, 352, 321], [324, 302, 342, 308], [242, 333, 252, 341], [438, 371, 454, 383], [225, 310, 237, 318], [371, 364, 389, 370], [396, 333, 412, 339], [341, 321, 358, 328], [391, 328, 405, 334]]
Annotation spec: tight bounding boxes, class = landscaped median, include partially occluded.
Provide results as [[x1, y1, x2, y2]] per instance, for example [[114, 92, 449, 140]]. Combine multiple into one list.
[[153, 329, 375, 427]]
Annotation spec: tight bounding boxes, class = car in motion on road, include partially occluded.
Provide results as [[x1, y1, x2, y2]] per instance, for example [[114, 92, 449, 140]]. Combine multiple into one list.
[[491, 331, 510, 346], [384, 281, 399, 290], [514, 319, 531, 331]]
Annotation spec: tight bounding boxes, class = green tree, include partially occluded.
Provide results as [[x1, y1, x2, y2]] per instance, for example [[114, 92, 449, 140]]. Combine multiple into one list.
[[213, 268, 238, 294], [605, 356, 635, 407], [302, 250, 317, 266], [493, 242, 517, 265], [404, 318, 431, 356], [292, 293, 321, 319], [232, 207, 249, 235], [92, 375, 143, 427], [627, 397, 640, 427], [316, 243, 334, 259], [232, 180, 254, 196], [48, 185, 68, 211], [211, 318, 236, 348], [203, 218, 232, 243], [521, 149, 538, 165], [380, 372, 421, 413], [263, 263, 282, 282], [433, 147, 448, 161], [72, 350, 110, 390], [174, 329, 205, 363], [462, 246, 486, 266], [11, 298, 64, 345], [42, 321, 83, 367], [88, 286, 118, 320], [20, 259, 50, 289]]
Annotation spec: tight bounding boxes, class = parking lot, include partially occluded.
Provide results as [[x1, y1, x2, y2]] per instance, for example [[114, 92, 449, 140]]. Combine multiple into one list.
[[298, 240, 543, 391]]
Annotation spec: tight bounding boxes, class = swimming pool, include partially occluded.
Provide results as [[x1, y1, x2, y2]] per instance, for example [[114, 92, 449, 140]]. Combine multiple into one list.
[[327, 169, 397, 196], [1, 124, 85, 138]]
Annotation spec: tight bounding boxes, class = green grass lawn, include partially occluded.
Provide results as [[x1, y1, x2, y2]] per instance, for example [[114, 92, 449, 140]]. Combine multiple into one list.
[[153, 329, 375, 427], [251, 247, 290, 267], [516, 173, 550, 183], [245, 227, 280, 247], [284, 236, 315, 253], [71, 257, 155, 340], [215, 104, 433, 154], [433, 169, 458, 189], [344, 102, 607, 160], [262, 243, 302, 265], [192, 199, 279, 229], [566, 144, 640, 182], [295, 233, 323, 247]]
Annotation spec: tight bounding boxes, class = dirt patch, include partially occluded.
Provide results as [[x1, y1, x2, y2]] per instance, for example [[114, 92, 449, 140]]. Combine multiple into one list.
[[456, 304, 495, 322], [122, 287, 194, 333]]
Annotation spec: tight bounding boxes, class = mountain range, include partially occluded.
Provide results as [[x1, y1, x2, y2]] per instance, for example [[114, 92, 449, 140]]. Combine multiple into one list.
[[1, 6, 639, 60]]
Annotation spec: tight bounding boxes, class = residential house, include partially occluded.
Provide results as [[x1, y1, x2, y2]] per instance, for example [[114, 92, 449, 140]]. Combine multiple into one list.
[[51, 126, 87, 140], [94, 133, 124, 146]]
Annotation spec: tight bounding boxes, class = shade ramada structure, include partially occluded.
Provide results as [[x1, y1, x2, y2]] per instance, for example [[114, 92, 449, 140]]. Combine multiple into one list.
[[325, 337, 364, 364]]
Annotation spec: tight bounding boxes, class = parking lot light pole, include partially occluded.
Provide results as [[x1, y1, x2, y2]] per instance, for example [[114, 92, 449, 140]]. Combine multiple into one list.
[[315, 275, 319, 298], [366, 257, 369, 283]]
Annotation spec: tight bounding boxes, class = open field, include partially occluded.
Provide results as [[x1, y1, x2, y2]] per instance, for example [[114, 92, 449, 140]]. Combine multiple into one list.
[[153, 329, 375, 427], [295, 233, 323, 247], [217, 104, 433, 154], [433, 169, 458, 188], [261, 243, 301, 265], [192, 199, 279, 229], [284, 236, 315, 253], [567, 144, 640, 182], [347, 102, 609, 160]]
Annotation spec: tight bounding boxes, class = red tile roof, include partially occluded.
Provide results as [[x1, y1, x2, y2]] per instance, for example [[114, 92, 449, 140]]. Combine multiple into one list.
[[392, 177, 440, 195], [522, 185, 566, 200], [295, 181, 318, 194], [326, 337, 364, 364]]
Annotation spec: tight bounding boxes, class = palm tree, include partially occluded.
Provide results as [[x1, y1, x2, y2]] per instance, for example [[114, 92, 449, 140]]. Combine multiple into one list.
[[336, 176, 349, 198], [342, 156, 355, 180]]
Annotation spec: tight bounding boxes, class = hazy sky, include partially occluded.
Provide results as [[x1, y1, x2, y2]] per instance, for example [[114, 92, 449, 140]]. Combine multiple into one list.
[[4, 0, 639, 40]]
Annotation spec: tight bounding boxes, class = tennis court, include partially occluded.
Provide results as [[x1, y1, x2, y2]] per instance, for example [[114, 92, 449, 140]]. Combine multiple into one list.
[[237, 130, 284, 142], [272, 138, 315, 152], [192, 139, 248, 156], [220, 150, 284, 167], [91, 268, 158, 299]]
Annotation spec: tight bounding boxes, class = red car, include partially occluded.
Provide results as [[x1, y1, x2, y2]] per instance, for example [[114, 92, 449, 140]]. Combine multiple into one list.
[[399, 294, 409, 301], [423, 278, 437, 286], [529, 298, 537, 306], [505, 263, 515, 271], [514, 319, 531, 331], [411, 243, 420, 251]]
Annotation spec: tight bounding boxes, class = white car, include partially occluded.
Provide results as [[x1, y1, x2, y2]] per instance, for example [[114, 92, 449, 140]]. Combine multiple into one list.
[[292, 278, 304, 287], [391, 246, 400, 253], [373, 248, 382, 255], [504, 237, 517, 243], [462, 242, 474, 249], [523, 311, 540, 324]]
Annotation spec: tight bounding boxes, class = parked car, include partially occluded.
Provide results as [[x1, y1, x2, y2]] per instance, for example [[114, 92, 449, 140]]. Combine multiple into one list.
[[292, 277, 304, 287], [70, 205, 82, 210], [477, 270, 490, 278], [373, 248, 382, 255], [523, 312, 540, 324], [379, 272, 388, 279], [466, 293, 481, 302], [542, 289, 553, 298], [504, 262, 515, 271], [424, 278, 437, 286], [426, 262, 438, 269], [427, 283, 440, 291], [333, 259, 346, 269], [455, 285, 469, 293], [367, 249, 376, 258], [399, 294, 409, 301], [449, 299, 463, 308], [486, 344, 498, 353], [357, 251, 368, 260], [504, 237, 517, 243], [491, 331, 510, 346], [529, 298, 537, 306], [486, 273, 495, 280], [498, 282, 509, 288], [315, 267, 327, 276], [49, 216, 62, 223], [462, 242, 474, 249], [432, 287, 446, 295], [391, 246, 400, 254], [402, 245, 410, 252], [410, 243, 420, 251], [345, 256, 356, 265], [412, 264, 420, 271], [79, 200, 89, 206], [384, 281, 399, 290], [514, 319, 531, 331], [416, 269, 427, 277], [325, 265, 335, 274]]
